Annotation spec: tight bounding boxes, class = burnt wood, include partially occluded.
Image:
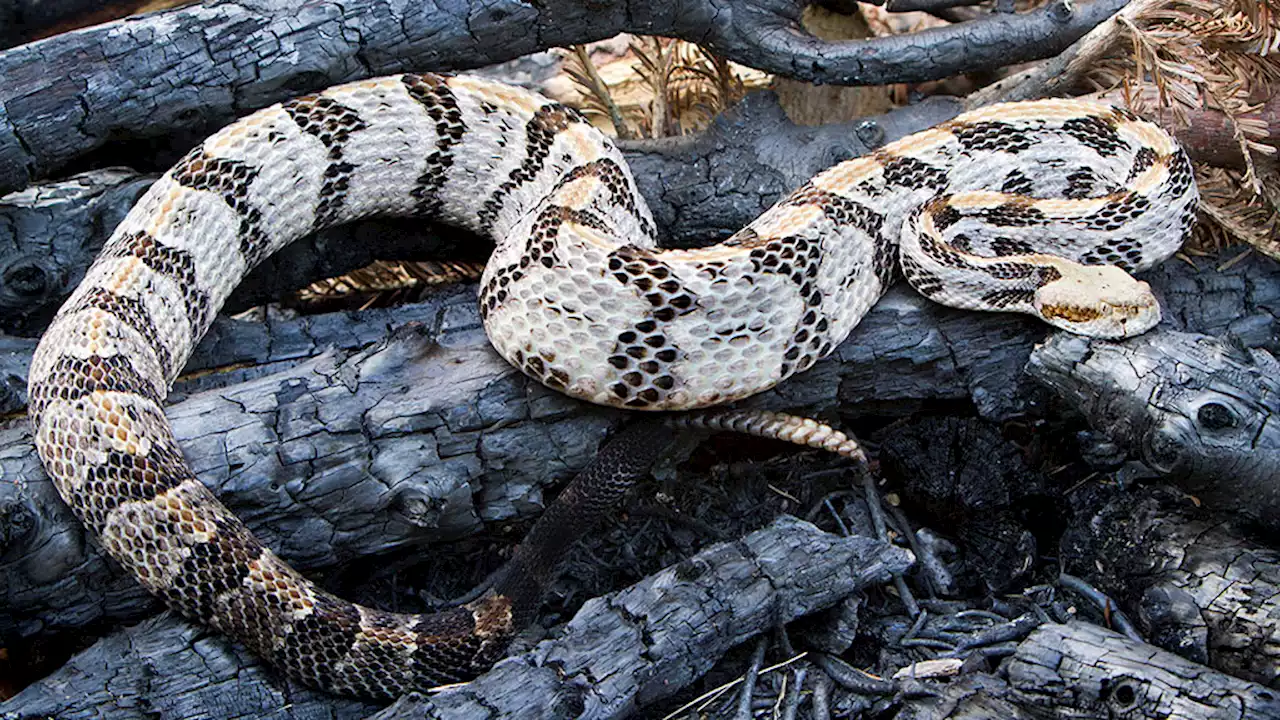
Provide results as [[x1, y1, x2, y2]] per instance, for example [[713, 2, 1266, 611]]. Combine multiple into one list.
[[0, 0, 1129, 195], [1, 516, 912, 719]]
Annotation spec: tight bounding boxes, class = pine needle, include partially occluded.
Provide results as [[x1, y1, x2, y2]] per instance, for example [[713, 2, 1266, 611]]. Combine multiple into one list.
[[1087, 0, 1280, 251]]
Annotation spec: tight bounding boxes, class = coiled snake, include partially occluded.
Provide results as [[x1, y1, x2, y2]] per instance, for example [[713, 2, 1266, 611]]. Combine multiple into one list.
[[27, 73, 1198, 697]]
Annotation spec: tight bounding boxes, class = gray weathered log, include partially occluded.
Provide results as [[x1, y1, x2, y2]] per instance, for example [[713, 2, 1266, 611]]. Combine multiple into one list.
[[1006, 622, 1280, 719], [370, 516, 912, 720], [0, 0, 1128, 195], [1027, 329, 1280, 530], [0, 92, 963, 335], [0, 515, 912, 720], [894, 621, 1280, 718], [8, 243, 1275, 416], [0, 612, 380, 720], [4, 244, 1277, 644], [0, 278, 1016, 646], [1062, 486, 1280, 688]]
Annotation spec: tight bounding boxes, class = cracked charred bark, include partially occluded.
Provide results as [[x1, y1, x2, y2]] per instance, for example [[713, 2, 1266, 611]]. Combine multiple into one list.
[[1, 302, 619, 649], [0, 0, 1131, 195], [0, 279, 1003, 648], [889, 623, 1280, 719], [1006, 623, 1280, 718], [1061, 486, 1280, 689], [3, 248, 1276, 660], [1, 517, 912, 720], [1028, 328, 1280, 531]]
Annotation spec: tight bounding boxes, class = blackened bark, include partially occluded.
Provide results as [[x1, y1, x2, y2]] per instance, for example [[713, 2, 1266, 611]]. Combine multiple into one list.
[[1028, 329, 1280, 530], [0, 0, 1128, 195], [1062, 487, 1280, 687], [1007, 622, 1280, 718], [1, 517, 911, 720]]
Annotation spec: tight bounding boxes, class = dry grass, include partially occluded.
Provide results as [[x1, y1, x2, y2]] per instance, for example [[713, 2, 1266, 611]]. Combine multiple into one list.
[[293, 260, 485, 312], [559, 37, 756, 138]]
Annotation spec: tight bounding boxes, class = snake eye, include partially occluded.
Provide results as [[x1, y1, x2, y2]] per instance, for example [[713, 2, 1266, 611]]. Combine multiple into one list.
[[1143, 425, 1185, 474], [1196, 401, 1238, 431]]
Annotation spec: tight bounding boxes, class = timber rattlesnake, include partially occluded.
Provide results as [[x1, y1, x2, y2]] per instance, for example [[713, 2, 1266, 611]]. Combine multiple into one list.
[[28, 73, 1197, 697]]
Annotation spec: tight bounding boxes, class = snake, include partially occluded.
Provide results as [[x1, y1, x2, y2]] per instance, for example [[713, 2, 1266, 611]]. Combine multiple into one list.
[[26, 72, 1198, 698]]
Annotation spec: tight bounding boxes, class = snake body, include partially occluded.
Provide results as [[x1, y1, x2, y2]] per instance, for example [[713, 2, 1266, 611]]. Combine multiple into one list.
[[27, 73, 1197, 697]]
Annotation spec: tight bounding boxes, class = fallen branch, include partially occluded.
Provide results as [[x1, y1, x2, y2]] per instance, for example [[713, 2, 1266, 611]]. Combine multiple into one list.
[[968, 0, 1165, 107], [6, 247, 1277, 650], [1007, 622, 1280, 718], [1, 516, 912, 719], [1062, 486, 1280, 687], [0, 612, 382, 719], [373, 516, 912, 719], [1028, 328, 1280, 530], [0, 317, 619, 646], [0, 0, 1129, 195], [890, 621, 1280, 718], [0, 280, 1012, 647]]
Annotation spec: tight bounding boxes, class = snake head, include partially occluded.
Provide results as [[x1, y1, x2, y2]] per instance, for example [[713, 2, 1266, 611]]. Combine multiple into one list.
[[1033, 264, 1161, 339]]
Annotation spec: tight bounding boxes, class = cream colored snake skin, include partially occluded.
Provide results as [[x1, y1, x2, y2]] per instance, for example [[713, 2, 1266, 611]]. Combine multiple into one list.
[[28, 73, 1198, 697]]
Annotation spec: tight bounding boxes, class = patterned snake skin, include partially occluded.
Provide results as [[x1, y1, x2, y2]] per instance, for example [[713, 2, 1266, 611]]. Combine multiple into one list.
[[28, 73, 1198, 697]]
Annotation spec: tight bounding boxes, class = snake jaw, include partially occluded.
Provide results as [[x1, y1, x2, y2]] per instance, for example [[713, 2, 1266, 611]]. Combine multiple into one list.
[[1033, 265, 1161, 339]]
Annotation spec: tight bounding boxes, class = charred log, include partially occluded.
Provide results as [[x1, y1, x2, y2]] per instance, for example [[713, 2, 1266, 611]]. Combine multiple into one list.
[[1062, 486, 1280, 688], [876, 417, 1050, 595], [1, 516, 912, 719], [0, 317, 620, 648], [4, 246, 1279, 647], [1028, 329, 1280, 530], [1006, 622, 1280, 718], [0, 0, 1129, 195]]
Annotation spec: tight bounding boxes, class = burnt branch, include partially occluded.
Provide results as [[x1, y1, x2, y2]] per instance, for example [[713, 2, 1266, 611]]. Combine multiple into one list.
[[369, 517, 911, 719], [0, 612, 382, 720], [4, 249, 1277, 648], [1062, 487, 1280, 687], [0, 309, 620, 647], [895, 622, 1280, 718], [968, 0, 1162, 107], [0, 282, 1013, 647], [0, 0, 1129, 195], [1, 516, 911, 719], [1007, 622, 1280, 718], [1028, 329, 1280, 530]]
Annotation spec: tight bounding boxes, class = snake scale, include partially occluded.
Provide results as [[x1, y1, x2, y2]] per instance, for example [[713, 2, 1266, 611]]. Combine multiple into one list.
[[27, 73, 1197, 698]]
